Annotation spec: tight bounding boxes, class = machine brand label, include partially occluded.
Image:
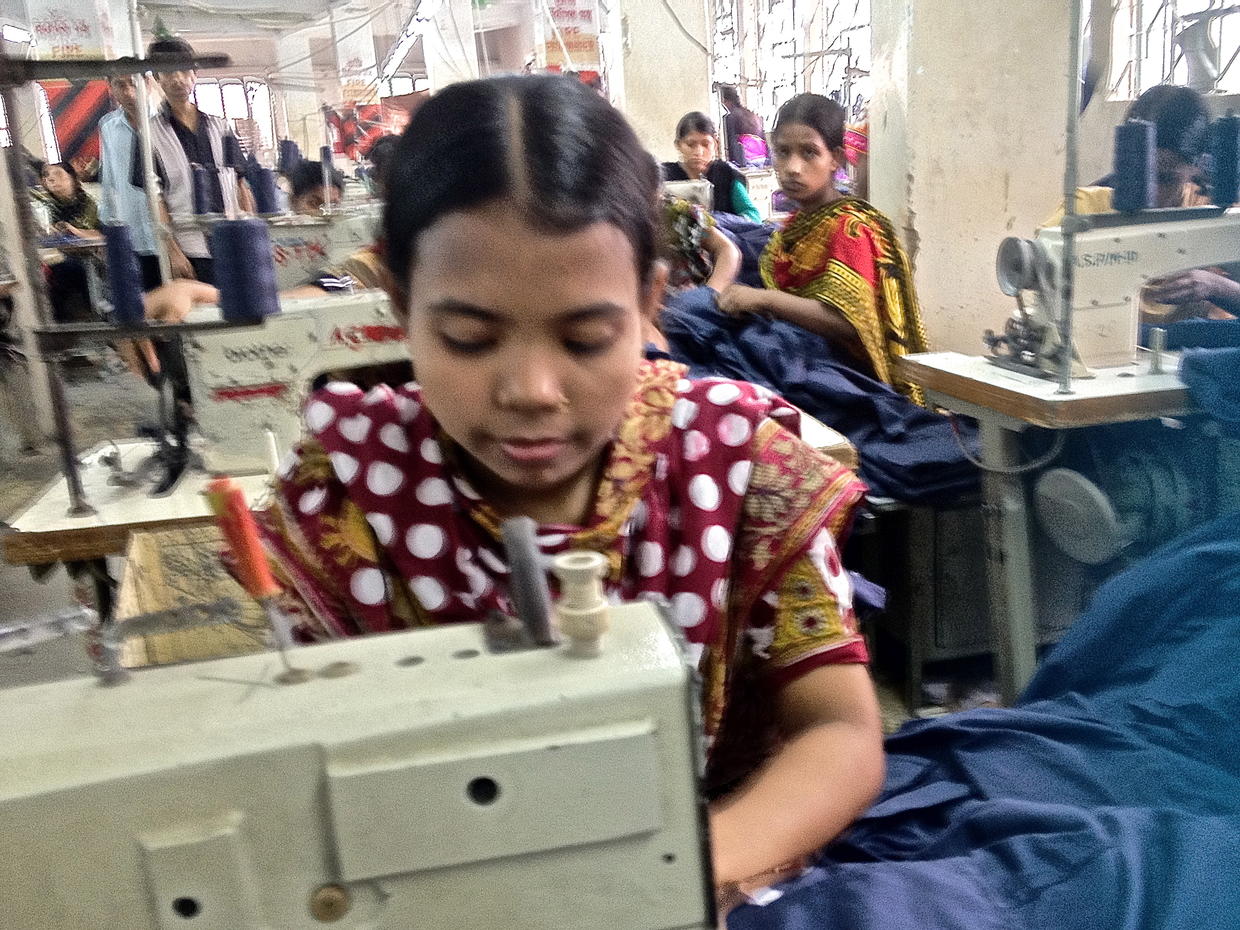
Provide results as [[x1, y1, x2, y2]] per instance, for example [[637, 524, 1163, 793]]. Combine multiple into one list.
[[1076, 250, 1138, 268], [272, 238, 329, 266], [330, 324, 406, 350], [223, 343, 292, 364], [211, 382, 290, 402]]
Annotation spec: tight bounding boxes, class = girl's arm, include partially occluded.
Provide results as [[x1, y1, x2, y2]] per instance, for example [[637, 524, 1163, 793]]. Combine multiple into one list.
[[702, 226, 741, 292], [718, 284, 866, 361], [730, 179, 763, 224], [708, 663, 885, 884]]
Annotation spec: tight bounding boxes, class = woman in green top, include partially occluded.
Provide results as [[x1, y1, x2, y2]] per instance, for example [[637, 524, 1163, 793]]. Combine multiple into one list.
[[661, 112, 763, 223], [40, 162, 102, 239], [40, 162, 103, 324]]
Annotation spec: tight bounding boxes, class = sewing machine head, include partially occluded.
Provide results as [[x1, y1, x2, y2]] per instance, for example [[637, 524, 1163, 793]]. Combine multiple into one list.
[[990, 206, 1240, 376], [663, 179, 713, 209], [0, 600, 715, 929], [185, 291, 411, 475]]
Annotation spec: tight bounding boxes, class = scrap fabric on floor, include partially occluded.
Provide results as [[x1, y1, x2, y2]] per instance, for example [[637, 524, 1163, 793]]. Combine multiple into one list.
[[661, 285, 979, 504], [728, 510, 1240, 930]]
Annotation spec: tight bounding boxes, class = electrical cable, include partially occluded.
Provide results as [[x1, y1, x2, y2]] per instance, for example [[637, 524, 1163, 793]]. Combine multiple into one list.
[[949, 413, 1068, 475], [265, 0, 400, 80], [659, 0, 710, 56]]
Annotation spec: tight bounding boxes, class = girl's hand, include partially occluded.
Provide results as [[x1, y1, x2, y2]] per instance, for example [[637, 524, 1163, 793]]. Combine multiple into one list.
[[718, 284, 767, 317]]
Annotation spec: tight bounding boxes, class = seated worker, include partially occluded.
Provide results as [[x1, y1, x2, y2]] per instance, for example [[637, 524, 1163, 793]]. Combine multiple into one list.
[[652, 195, 742, 355], [287, 160, 344, 215], [662, 112, 763, 222], [253, 75, 884, 906], [716, 93, 928, 403], [38, 162, 104, 324], [1046, 85, 1239, 322]]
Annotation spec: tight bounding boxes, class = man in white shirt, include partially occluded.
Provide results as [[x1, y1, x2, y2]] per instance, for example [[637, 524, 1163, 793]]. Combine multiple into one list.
[[131, 37, 255, 286], [99, 63, 188, 290]]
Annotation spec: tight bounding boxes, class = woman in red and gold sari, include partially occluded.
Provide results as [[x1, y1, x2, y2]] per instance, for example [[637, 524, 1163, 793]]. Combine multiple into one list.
[[719, 94, 928, 403], [254, 76, 884, 900]]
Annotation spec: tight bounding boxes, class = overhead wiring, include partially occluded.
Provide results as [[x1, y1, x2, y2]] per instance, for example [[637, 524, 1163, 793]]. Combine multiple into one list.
[[659, 0, 710, 56]]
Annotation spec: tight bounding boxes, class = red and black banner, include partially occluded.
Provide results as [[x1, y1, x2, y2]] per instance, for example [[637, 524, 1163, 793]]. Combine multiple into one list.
[[40, 79, 113, 178], [326, 103, 392, 161]]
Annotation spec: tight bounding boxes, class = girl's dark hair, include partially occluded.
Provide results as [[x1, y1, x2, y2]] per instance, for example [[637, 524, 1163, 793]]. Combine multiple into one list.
[[772, 93, 846, 152], [365, 134, 400, 188], [383, 75, 659, 307], [675, 111, 717, 140], [289, 161, 344, 199], [41, 161, 81, 192], [1125, 85, 1211, 163]]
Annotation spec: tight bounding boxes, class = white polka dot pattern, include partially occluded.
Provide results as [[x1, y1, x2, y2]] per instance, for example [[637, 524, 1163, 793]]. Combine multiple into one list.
[[415, 477, 452, 506], [350, 567, 386, 605], [672, 545, 696, 577], [717, 413, 752, 447], [330, 452, 360, 485], [702, 525, 732, 563], [638, 541, 664, 578], [298, 486, 327, 515], [304, 400, 335, 434], [671, 398, 699, 429], [420, 438, 443, 464], [727, 460, 753, 497], [366, 461, 405, 496], [379, 423, 409, 453], [407, 523, 447, 559], [684, 430, 710, 462], [706, 382, 742, 405], [366, 512, 394, 546], [672, 592, 706, 627], [339, 414, 372, 444], [409, 575, 447, 610], [688, 474, 721, 511]]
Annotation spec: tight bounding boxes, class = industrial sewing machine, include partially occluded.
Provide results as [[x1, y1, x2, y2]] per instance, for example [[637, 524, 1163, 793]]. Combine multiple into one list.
[[0, 550, 716, 930], [988, 206, 1240, 377], [184, 291, 408, 475], [266, 206, 381, 291]]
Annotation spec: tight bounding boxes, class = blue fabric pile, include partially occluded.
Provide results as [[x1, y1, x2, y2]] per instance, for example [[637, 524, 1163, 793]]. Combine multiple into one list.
[[1181, 346, 1240, 433], [661, 286, 979, 504], [729, 509, 1240, 930]]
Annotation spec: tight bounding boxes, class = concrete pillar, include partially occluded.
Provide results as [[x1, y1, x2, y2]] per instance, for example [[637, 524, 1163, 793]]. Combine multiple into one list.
[[0, 145, 53, 440], [618, 0, 710, 161], [870, 0, 1073, 353], [422, 0, 480, 93]]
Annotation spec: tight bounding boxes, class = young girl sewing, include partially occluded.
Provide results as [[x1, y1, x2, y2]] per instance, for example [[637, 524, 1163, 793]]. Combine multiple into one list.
[[662, 111, 763, 223], [257, 75, 884, 896], [718, 94, 928, 402]]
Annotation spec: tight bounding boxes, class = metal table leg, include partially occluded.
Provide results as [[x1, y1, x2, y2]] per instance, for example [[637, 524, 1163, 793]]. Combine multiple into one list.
[[978, 418, 1040, 704]]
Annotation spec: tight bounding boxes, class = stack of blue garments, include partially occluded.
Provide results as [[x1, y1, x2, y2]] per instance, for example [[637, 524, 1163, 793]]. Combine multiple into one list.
[[729, 506, 1240, 930], [725, 347, 1240, 930], [661, 285, 979, 505]]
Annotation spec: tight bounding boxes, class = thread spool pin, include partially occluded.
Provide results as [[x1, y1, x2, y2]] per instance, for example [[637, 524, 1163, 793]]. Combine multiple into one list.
[[551, 551, 610, 658]]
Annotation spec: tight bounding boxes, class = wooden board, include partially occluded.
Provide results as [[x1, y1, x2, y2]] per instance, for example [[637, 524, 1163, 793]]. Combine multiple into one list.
[[2, 442, 271, 567], [116, 524, 268, 668], [897, 352, 1194, 429]]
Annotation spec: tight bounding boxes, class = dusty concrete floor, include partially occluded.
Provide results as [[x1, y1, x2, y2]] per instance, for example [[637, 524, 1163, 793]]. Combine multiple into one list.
[[1, 359, 157, 523]]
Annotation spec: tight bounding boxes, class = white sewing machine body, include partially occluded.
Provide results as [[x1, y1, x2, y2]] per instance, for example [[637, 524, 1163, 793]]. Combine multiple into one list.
[[185, 291, 408, 474], [0, 603, 714, 930], [994, 207, 1240, 373], [266, 207, 382, 291]]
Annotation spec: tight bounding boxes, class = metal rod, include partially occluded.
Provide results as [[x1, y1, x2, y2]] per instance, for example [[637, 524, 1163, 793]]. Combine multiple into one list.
[[1058, 0, 1086, 396], [0, 73, 94, 515], [322, 106, 335, 218], [128, 0, 173, 285]]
